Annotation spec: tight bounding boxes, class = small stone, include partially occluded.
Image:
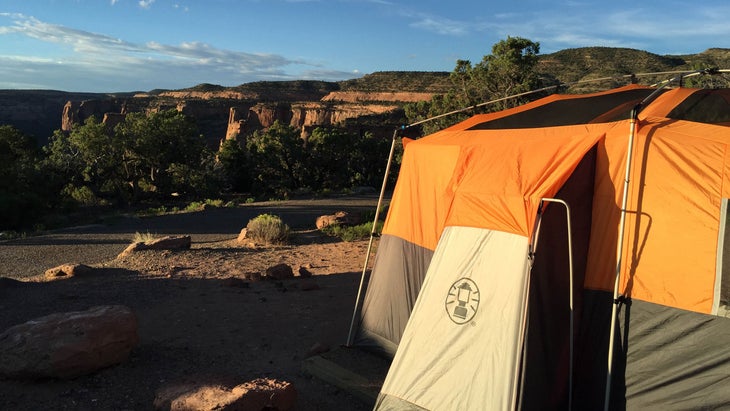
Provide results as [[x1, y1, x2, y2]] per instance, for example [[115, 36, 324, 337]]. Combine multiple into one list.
[[43, 263, 94, 281], [298, 266, 313, 278], [236, 228, 248, 243], [265, 263, 293, 280]]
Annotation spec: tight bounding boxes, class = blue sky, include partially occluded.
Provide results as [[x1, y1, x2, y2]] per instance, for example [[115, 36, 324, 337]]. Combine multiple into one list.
[[0, 0, 729, 92]]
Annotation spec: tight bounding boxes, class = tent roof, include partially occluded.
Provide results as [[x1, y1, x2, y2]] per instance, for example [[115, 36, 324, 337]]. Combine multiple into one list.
[[384, 84, 730, 254]]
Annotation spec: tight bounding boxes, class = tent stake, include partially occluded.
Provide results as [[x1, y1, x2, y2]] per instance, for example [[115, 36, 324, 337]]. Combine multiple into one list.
[[346, 128, 400, 346]]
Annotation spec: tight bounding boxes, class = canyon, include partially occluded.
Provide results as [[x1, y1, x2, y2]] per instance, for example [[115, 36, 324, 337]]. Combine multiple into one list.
[[0, 72, 450, 147]]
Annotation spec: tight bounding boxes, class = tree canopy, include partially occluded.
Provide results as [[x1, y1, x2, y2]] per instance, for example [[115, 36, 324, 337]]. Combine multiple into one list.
[[405, 36, 542, 134]]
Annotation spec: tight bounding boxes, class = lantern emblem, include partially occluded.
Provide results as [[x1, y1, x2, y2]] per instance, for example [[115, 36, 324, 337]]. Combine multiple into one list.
[[445, 278, 480, 324]]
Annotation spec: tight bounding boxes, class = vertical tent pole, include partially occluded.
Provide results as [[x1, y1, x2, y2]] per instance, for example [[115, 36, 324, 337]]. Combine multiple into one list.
[[539, 198, 575, 411], [603, 106, 639, 411], [602, 69, 711, 410], [346, 127, 400, 346]]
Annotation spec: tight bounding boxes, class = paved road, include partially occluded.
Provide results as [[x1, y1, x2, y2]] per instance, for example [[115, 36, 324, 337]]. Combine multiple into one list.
[[0, 195, 384, 279]]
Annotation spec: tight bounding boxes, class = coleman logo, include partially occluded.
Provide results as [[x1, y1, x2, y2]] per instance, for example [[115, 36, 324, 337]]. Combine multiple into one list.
[[445, 278, 480, 324]]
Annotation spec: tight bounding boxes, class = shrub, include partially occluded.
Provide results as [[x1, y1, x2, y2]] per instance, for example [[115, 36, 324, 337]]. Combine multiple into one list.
[[138, 205, 170, 216], [184, 201, 205, 212], [321, 221, 382, 242], [204, 198, 224, 207], [184, 198, 224, 212], [245, 214, 290, 244]]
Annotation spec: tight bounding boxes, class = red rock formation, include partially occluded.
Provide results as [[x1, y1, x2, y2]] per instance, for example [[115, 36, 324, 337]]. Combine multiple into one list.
[[59, 87, 425, 146], [0, 305, 138, 379], [225, 106, 247, 140], [154, 378, 297, 411]]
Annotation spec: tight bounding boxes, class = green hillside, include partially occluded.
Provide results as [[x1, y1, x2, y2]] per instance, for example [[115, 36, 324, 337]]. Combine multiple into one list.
[[537, 47, 730, 91]]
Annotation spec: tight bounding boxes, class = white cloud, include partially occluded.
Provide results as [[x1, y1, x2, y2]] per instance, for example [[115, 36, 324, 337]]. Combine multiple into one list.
[[139, 0, 155, 9], [468, 4, 730, 55], [410, 16, 467, 36], [0, 14, 321, 91]]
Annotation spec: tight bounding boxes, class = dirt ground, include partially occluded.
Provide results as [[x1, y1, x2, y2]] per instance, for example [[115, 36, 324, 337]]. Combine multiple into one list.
[[0, 195, 389, 410]]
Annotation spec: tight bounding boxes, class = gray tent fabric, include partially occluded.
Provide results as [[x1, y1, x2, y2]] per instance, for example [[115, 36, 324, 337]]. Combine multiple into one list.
[[519, 148, 596, 410], [354, 234, 433, 356], [574, 292, 730, 410], [616, 300, 730, 409]]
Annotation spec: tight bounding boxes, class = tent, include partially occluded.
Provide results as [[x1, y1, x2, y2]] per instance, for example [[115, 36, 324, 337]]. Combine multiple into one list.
[[348, 80, 730, 410]]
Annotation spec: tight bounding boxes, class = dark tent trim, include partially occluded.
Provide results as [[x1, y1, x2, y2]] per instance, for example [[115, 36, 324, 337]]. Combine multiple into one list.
[[467, 89, 656, 130]]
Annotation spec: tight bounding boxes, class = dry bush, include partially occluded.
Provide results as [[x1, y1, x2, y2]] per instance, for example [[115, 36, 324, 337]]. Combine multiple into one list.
[[246, 214, 290, 244]]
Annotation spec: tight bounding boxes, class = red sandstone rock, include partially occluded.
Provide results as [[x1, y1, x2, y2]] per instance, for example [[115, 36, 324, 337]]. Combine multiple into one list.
[[315, 210, 363, 229], [0, 305, 138, 379], [265, 263, 294, 280], [43, 263, 94, 280], [154, 378, 297, 411], [117, 235, 192, 258]]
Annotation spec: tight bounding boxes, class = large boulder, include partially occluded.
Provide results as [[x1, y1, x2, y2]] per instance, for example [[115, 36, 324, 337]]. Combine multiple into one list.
[[117, 235, 192, 258], [0, 305, 138, 379], [315, 211, 363, 229], [154, 378, 297, 411]]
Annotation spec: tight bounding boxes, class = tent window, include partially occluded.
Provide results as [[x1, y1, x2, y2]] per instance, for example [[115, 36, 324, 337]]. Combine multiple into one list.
[[716, 199, 730, 317]]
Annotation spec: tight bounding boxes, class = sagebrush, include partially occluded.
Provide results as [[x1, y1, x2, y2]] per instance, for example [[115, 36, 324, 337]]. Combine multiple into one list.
[[246, 214, 290, 244]]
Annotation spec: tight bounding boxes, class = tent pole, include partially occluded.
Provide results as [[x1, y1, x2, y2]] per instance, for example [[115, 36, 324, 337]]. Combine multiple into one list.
[[540, 198, 575, 411], [603, 106, 639, 411], [601, 68, 718, 409], [346, 128, 400, 346]]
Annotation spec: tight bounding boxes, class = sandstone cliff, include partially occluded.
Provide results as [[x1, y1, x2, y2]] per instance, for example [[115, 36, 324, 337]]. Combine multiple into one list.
[[59, 88, 426, 146], [1, 73, 445, 147], [0, 90, 118, 143]]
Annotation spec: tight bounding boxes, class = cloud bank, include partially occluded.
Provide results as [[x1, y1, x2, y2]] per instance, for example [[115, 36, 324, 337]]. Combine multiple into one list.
[[0, 13, 356, 92]]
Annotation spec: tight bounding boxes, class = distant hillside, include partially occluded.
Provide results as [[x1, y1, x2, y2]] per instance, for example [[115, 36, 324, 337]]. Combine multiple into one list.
[[161, 72, 452, 101], [143, 48, 730, 99], [537, 47, 730, 91], [338, 71, 452, 93]]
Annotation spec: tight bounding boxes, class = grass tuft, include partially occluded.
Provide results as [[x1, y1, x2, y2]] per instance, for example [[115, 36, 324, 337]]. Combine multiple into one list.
[[132, 231, 158, 244]]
